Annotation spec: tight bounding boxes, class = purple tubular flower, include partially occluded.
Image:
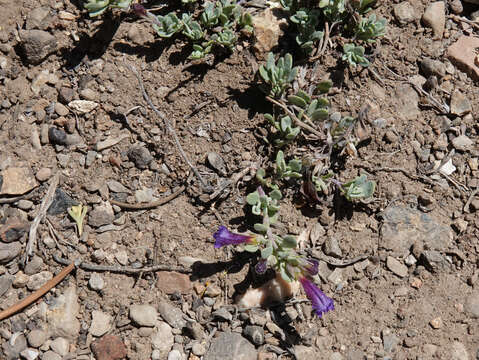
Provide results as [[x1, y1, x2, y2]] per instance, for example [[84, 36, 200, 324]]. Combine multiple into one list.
[[255, 259, 267, 274], [132, 3, 147, 18], [213, 226, 255, 249], [299, 277, 334, 318], [298, 258, 319, 276]]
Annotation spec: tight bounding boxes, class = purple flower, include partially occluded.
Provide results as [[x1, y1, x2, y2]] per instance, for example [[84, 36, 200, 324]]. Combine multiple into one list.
[[132, 3, 147, 17], [213, 226, 256, 249], [255, 259, 267, 274], [298, 258, 319, 276], [299, 277, 334, 318]]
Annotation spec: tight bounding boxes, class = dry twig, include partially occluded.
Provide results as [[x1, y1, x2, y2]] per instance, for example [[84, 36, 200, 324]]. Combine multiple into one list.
[[266, 96, 324, 139], [448, 14, 479, 30], [0, 261, 76, 321], [25, 173, 60, 264], [109, 186, 185, 210], [127, 65, 213, 193], [52, 254, 191, 274]]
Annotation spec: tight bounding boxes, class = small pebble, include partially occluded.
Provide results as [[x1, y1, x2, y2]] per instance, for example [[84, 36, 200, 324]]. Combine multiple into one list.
[[35, 168, 51, 182], [88, 273, 105, 291], [429, 317, 442, 329]]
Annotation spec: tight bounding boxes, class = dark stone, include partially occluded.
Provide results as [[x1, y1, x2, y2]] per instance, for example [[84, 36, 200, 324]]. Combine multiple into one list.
[[204, 332, 257, 360], [19, 30, 57, 65], [47, 188, 78, 215], [0, 220, 29, 243], [243, 325, 264, 346], [127, 146, 153, 169], [48, 127, 68, 146], [1, 333, 27, 360], [58, 87, 74, 104]]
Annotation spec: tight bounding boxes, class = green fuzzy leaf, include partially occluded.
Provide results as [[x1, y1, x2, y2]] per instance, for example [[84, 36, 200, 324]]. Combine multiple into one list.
[[244, 244, 259, 253], [282, 235, 297, 248], [311, 108, 329, 121], [261, 246, 273, 259], [270, 189, 282, 201], [246, 191, 260, 205], [254, 223, 268, 233], [288, 95, 307, 108], [279, 263, 293, 282], [288, 159, 302, 172]]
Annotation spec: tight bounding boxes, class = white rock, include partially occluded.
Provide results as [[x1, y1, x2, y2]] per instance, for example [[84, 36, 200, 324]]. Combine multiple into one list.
[[151, 321, 174, 357], [129, 304, 157, 327], [88, 273, 105, 291], [68, 100, 98, 114], [89, 310, 112, 337], [46, 285, 80, 340], [50, 337, 69, 356]]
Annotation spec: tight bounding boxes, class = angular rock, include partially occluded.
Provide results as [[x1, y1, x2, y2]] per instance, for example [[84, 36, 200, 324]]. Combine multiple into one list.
[[47, 189, 78, 215], [27, 329, 47, 348], [207, 152, 227, 176], [50, 337, 69, 356], [46, 285, 80, 340], [129, 304, 157, 327], [294, 345, 319, 360], [156, 271, 192, 294], [127, 146, 153, 170], [252, 9, 285, 60], [90, 310, 112, 337], [204, 332, 257, 360], [24, 255, 44, 275], [452, 135, 473, 152], [151, 321, 174, 358], [0, 274, 13, 296], [243, 325, 264, 346], [95, 134, 129, 151], [27, 271, 53, 291], [106, 180, 129, 193], [323, 237, 342, 258], [20, 30, 57, 65], [13, 271, 29, 288], [0, 220, 29, 243], [2, 333, 27, 360], [394, 84, 420, 121], [421, 250, 450, 272], [0, 167, 38, 195], [89, 273, 105, 291], [88, 202, 115, 228], [68, 100, 98, 114], [447, 36, 479, 81], [41, 351, 61, 360], [422, 2, 445, 39], [0, 242, 22, 264], [393, 2, 416, 24], [386, 256, 408, 278], [158, 301, 186, 329], [421, 58, 446, 78], [26, 7, 51, 30], [91, 335, 127, 360], [450, 90, 472, 116], [380, 206, 452, 255]]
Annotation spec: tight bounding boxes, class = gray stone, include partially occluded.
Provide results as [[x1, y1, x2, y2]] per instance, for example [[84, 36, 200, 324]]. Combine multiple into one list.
[[26, 329, 47, 348], [327, 268, 343, 286], [330, 352, 344, 360], [243, 325, 264, 345], [186, 321, 205, 340], [452, 135, 473, 152], [386, 256, 408, 278], [346, 350, 365, 360], [422, 250, 450, 272], [85, 151, 97, 168], [26, 7, 50, 30], [88, 273, 105, 291], [88, 202, 115, 227], [128, 146, 153, 169], [2, 333, 27, 360], [35, 168, 52, 182], [380, 206, 452, 255], [207, 152, 227, 176], [204, 332, 257, 360], [323, 237, 342, 258], [46, 285, 81, 340], [27, 271, 53, 291], [151, 322, 174, 358], [41, 351, 61, 360], [107, 180, 129, 193], [115, 250, 128, 266], [80, 88, 97, 101], [450, 90, 472, 116], [0, 274, 13, 296], [393, 2, 416, 24], [20, 30, 57, 65], [421, 58, 446, 78], [17, 200, 33, 210], [130, 304, 157, 327], [89, 310, 112, 337], [422, 1, 445, 38], [0, 242, 22, 264], [212, 307, 233, 322], [465, 292, 479, 319], [49, 337, 69, 356], [158, 301, 186, 329], [20, 348, 38, 360], [24, 256, 44, 275]]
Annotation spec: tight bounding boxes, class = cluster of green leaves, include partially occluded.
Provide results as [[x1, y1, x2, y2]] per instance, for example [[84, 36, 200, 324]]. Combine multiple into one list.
[[151, 0, 252, 59], [278, 0, 387, 67], [258, 53, 297, 99], [84, 0, 132, 17]]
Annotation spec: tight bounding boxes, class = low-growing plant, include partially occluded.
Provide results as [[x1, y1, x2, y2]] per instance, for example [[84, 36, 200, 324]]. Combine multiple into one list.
[[275, 150, 302, 180], [354, 13, 387, 43], [342, 43, 370, 67], [290, 9, 323, 54], [84, 0, 132, 17], [258, 53, 298, 99], [213, 186, 335, 318]]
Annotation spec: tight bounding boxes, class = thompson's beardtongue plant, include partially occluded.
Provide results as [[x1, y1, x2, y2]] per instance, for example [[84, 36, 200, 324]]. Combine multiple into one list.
[[213, 186, 334, 318]]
